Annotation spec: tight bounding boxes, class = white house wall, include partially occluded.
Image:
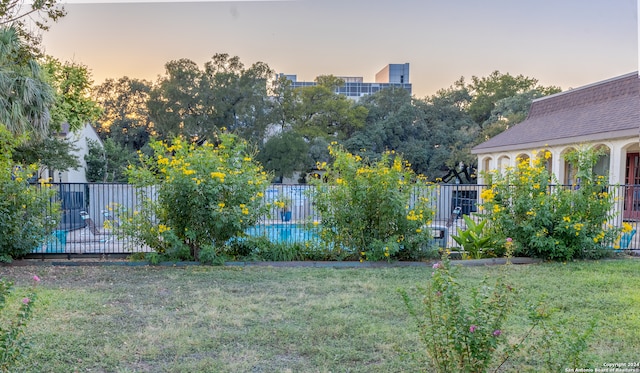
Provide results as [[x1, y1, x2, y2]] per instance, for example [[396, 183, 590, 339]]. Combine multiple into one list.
[[475, 136, 639, 185], [63, 123, 103, 183]]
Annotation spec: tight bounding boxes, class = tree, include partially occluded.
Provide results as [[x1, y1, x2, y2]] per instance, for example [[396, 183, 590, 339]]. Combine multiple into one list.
[[346, 87, 477, 182], [291, 75, 367, 141], [148, 54, 274, 146], [12, 136, 80, 179], [269, 75, 298, 131], [43, 57, 102, 133], [148, 58, 212, 142], [466, 70, 559, 127], [257, 130, 309, 182], [477, 88, 560, 144], [84, 138, 134, 182], [0, 26, 55, 141], [93, 76, 153, 151], [203, 53, 274, 145], [0, 0, 66, 55]]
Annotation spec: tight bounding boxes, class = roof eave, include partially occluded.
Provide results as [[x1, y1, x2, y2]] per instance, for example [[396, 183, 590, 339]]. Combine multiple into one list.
[[471, 128, 640, 154]]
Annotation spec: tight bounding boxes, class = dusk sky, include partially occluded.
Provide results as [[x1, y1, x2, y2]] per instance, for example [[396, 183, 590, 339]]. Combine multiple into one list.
[[41, 0, 638, 98]]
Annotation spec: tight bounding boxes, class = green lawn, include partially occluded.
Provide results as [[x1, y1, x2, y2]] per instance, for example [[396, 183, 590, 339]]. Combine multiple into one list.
[[1, 259, 640, 372]]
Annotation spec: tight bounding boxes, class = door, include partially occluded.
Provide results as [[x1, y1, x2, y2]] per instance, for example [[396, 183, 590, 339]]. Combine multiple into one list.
[[624, 153, 640, 220]]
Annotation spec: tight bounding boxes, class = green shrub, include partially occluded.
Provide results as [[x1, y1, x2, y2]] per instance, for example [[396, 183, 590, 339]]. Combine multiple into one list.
[[451, 215, 498, 259], [400, 258, 595, 372], [400, 256, 515, 372], [0, 275, 39, 372], [258, 241, 304, 262], [0, 127, 59, 262], [480, 147, 618, 261], [120, 132, 272, 262], [310, 145, 436, 261]]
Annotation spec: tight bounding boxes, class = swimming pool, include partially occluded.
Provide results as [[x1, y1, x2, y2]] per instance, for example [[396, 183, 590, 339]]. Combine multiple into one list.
[[245, 224, 319, 244]]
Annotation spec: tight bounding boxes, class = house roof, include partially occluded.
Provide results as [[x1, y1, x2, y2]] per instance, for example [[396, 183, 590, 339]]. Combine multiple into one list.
[[471, 72, 640, 154]]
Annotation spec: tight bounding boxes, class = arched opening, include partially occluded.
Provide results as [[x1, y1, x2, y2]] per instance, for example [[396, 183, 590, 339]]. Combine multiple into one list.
[[497, 155, 510, 172], [537, 149, 553, 175], [562, 147, 577, 185], [592, 144, 611, 179]]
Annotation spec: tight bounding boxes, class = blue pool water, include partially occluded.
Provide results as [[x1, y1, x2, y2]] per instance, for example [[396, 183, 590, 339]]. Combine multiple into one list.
[[245, 224, 319, 243]]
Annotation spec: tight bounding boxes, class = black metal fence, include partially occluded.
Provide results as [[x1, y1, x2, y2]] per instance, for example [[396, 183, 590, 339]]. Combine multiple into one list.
[[25, 182, 640, 257]]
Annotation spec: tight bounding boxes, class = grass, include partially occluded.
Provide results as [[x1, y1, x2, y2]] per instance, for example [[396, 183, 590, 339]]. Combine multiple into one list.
[[1, 258, 640, 372]]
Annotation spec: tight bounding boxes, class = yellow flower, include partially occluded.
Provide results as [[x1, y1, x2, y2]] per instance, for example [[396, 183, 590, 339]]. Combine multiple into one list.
[[210, 171, 226, 181], [38, 177, 52, 187], [622, 222, 633, 233], [218, 202, 225, 208], [480, 188, 495, 201]]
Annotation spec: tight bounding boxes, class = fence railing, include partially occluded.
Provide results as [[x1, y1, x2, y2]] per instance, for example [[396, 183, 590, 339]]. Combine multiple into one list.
[[25, 182, 640, 257]]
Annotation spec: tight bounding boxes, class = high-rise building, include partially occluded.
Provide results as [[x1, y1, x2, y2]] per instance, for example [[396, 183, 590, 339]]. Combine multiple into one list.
[[279, 63, 412, 99], [375, 63, 410, 84]]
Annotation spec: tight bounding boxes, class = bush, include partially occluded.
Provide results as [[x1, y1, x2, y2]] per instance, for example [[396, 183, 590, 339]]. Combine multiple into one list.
[[121, 132, 272, 262], [400, 258, 595, 372], [400, 256, 515, 372], [0, 275, 40, 372], [310, 144, 436, 261], [0, 127, 59, 262], [480, 147, 618, 261]]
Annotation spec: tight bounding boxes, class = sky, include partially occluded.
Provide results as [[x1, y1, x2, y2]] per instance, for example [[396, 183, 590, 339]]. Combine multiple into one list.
[[40, 0, 639, 98]]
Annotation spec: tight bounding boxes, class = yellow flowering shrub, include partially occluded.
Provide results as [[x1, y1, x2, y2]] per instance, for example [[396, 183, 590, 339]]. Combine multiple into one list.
[[121, 132, 271, 262], [0, 127, 59, 261], [310, 144, 436, 261], [481, 147, 618, 261]]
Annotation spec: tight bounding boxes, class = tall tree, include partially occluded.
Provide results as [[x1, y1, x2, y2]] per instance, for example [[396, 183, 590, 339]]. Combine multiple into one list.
[[269, 74, 298, 131], [477, 88, 559, 144], [203, 53, 273, 145], [43, 57, 102, 133], [148, 58, 211, 142], [0, 0, 65, 55], [291, 75, 367, 141], [93, 76, 153, 151], [84, 138, 135, 182], [0, 26, 54, 141], [257, 130, 309, 183], [347, 86, 477, 182], [466, 70, 559, 127], [148, 54, 274, 145]]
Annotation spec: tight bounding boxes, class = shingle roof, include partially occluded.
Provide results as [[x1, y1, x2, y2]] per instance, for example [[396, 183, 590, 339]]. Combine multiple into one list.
[[471, 72, 640, 154]]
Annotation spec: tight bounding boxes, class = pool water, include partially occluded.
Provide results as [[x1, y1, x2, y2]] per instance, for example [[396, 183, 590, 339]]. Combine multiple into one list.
[[245, 224, 319, 243]]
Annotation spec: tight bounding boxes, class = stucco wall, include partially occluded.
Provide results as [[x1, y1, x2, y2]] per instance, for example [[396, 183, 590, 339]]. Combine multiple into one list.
[[475, 136, 640, 185]]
